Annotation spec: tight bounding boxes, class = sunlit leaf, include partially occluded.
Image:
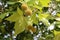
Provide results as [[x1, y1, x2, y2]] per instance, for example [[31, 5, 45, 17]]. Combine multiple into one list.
[[42, 18, 50, 26], [27, 0, 35, 6], [54, 30, 60, 40], [5, 7, 23, 22], [24, 0, 30, 2], [56, 13, 60, 17], [54, 30, 60, 36], [38, 13, 50, 26], [39, 0, 50, 7], [38, 13, 49, 20], [14, 20, 25, 36], [33, 5, 42, 12], [56, 0, 60, 1], [14, 7, 27, 36], [5, 12, 20, 22], [31, 13, 38, 24], [55, 17, 60, 21], [17, 7, 23, 16], [14, 17, 27, 36]]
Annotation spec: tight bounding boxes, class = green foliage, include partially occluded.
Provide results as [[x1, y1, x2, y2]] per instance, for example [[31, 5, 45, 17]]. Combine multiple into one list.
[[0, 0, 60, 40]]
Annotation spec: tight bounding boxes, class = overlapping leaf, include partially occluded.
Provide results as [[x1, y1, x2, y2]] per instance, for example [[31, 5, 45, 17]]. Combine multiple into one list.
[[38, 13, 50, 26]]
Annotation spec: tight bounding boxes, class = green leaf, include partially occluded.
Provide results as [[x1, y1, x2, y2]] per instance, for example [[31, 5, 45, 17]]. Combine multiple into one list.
[[0, 13, 7, 19], [33, 5, 42, 12], [56, 0, 60, 1], [54, 30, 60, 40], [38, 13, 49, 20], [24, 0, 30, 2], [31, 13, 38, 24], [39, 0, 50, 7], [0, 25, 6, 33], [27, 0, 35, 6], [7, 1, 16, 5], [41, 18, 50, 26], [14, 17, 27, 36], [16, 31, 33, 40], [5, 12, 20, 22], [14, 7, 27, 36], [38, 13, 50, 26], [55, 22, 60, 30], [14, 20, 23, 36], [55, 17, 60, 21], [56, 13, 60, 17], [56, 22, 60, 25], [5, 7, 23, 22], [17, 7, 23, 16]]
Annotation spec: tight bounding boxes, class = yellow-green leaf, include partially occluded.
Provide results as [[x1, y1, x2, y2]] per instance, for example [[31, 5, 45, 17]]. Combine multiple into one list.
[[17, 7, 23, 16], [14, 20, 24, 36], [5, 12, 20, 22], [14, 16, 27, 36], [42, 18, 50, 26], [31, 13, 38, 24], [5, 7, 23, 22], [54, 30, 60, 40], [14, 7, 27, 36], [39, 0, 50, 7], [56, 0, 60, 1], [56, 13, 60, 17], [38, 13, 50, 26], [38, 13, 49, 20], [54, 30, 60, 36]]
